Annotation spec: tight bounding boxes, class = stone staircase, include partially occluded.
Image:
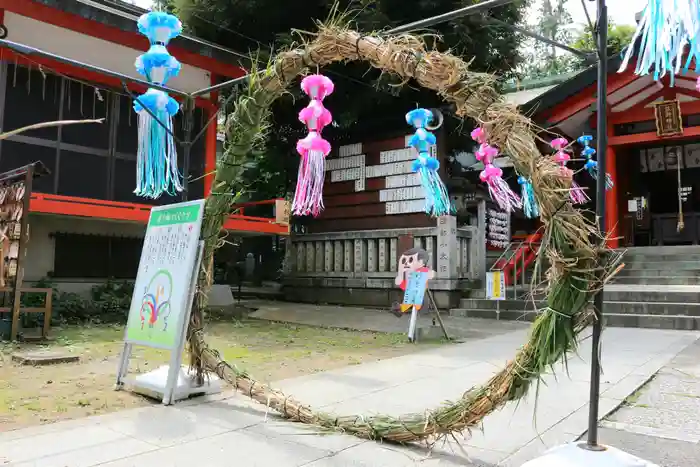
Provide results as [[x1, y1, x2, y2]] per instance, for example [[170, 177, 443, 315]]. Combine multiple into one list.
[[451, 246, 700, 330]]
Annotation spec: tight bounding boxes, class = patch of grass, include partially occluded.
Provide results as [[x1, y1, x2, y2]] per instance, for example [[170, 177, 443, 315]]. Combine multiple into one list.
[[0, 318, 442, 432]]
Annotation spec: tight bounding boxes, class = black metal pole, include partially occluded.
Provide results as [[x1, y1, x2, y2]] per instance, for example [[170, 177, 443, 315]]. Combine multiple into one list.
[[386, 0, 516, 34], [585, 0, 607, 450]]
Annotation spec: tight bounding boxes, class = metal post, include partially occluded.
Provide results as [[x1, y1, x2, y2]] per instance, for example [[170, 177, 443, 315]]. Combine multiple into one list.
[[386, 0, 516, 34], [585, 0, 608, 450]]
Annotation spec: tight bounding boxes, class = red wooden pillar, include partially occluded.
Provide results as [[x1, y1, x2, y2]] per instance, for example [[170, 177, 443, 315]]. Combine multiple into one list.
[[605, 143, 619, 249], [204, 74, 219, 197]]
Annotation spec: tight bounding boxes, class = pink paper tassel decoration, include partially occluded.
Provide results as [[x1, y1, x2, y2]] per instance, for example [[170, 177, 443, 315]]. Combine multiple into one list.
[[471, 128, 522, 213], [551, 138, 589, 205], [293, 74, 334, 217]]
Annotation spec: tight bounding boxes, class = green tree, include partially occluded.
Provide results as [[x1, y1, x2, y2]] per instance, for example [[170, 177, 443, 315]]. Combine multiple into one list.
[[520, 0, 576, 79], [171, 0, 530, 199], [570, 20, 636, 62]]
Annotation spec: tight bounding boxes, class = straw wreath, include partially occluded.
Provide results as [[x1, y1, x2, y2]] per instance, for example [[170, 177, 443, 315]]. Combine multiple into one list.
[[184, 16, 622, 445]]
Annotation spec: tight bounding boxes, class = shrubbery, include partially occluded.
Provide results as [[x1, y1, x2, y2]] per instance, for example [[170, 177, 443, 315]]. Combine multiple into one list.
[[23, 278, 134, 325]]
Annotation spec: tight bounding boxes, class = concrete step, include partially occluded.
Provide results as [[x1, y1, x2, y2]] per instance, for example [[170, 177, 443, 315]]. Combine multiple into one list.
[[611, 276, 700, 286], [449, 308, 700, 331], [458, 298, 700, 316], [620, 245, 700, 256], [616, 268, 700, 278], [622, 252, 700, 262], [465, 287, 700, 303], [621, 260, 700, 271]]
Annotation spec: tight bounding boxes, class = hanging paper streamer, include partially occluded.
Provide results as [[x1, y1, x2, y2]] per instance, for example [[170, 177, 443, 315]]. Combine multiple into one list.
[[470, 127, 522, 213], [406, 109, 453, 217], [577, 135, 613, 190], [292, 74, 334, 217], [518, 176, 539, 219], [133, 12, 183, 199], [619, 0, 700, 87], [551, 138, 589, 205]]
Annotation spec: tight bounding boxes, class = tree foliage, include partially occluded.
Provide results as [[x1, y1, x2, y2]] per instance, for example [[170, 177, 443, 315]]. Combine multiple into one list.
[[170, 0, 530, 199], [570, 20, 636, 61], [520, 0, 576, 79]]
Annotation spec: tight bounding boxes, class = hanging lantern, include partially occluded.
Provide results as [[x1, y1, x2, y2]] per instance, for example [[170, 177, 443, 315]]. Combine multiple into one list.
[[135, 45, 181, 85], [470, 126, 521, 213], [406, 108, 453, 217], [292, 74, 334, 217], [577, 135, 613, 190], [137, 11, 183, 46], [550, 138, 589, 205], [132, 11, 183, 199]]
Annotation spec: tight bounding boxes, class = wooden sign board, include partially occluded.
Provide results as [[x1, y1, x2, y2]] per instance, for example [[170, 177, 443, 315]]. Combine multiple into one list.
[[654, 100, 683, 137], [275, 199, 291, 226]]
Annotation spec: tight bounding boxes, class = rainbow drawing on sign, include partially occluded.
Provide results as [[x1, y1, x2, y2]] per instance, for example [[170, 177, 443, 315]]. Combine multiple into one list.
[[139, 269, 173, 332]]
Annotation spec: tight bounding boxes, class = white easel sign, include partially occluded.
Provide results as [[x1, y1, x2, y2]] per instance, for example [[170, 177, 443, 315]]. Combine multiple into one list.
[[115, 199, 218, 404]]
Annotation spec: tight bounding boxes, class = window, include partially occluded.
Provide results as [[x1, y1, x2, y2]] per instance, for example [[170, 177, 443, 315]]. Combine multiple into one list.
[[4, 64, 61, 140], [52, 233, 143, 279]]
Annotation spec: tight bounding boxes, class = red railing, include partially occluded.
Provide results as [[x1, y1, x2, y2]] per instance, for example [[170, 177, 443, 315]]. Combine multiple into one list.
[[30, 193, 289, 235], [494, 232, 542, 286]]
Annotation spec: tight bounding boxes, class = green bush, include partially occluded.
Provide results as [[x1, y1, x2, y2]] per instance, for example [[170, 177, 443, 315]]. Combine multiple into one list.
[[18, 278, 135, 325]]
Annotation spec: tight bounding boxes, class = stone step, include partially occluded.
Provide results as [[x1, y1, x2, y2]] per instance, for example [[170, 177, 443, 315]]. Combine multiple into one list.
[[449, 308, 700, 331], [620, 245, 700, 255], [616, 268, 700, 278], [611, 276, 700, 286], [467, 287, 700, 303], [621, 260, 700, 271], [457, 298, 700, 316], [622, 252, 700, 262]]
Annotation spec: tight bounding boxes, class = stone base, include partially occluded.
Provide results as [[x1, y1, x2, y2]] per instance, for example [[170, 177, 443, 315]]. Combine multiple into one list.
[[521, 443, 658, 467], [125, 365, 222, 403], [282, 285, 463, 309], [415, 325, 448, 341], [11, 350, 80, 366]]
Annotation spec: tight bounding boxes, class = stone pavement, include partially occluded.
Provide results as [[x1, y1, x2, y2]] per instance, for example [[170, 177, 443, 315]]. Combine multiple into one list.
[[591, 338, 700, 466], [0, 327, 696, 467], [247, 300, 529, 339]]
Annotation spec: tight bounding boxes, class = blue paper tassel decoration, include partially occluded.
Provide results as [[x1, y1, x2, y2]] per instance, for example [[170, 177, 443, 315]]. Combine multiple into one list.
[[517, 176, 539, 219], [577, 135, 613, 191], [133, 11, 184, 199], [619, 0, 700, 86], [405, 109, 453, 217]]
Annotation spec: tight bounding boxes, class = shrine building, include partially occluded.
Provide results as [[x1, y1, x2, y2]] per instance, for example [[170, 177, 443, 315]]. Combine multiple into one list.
[[0, 0, 286, 293], [283, 44, 700, 307]]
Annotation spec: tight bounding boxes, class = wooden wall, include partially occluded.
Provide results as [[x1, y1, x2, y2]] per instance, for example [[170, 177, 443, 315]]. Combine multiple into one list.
[[307, 131, 447, 233]]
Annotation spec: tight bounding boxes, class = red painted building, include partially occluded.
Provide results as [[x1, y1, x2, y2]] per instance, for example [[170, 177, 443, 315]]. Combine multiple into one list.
[[521, 54, 700, 249], [0, 0, 285, 291]]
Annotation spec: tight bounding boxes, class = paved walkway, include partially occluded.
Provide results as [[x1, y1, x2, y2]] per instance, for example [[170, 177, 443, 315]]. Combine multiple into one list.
[[247, 300, 528, 339], [592, 338, 700, 466], [0, 327, 697, 466]]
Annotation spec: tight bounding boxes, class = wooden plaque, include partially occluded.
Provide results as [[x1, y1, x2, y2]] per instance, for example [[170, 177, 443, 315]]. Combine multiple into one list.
[[654, 100, 683, 137]]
